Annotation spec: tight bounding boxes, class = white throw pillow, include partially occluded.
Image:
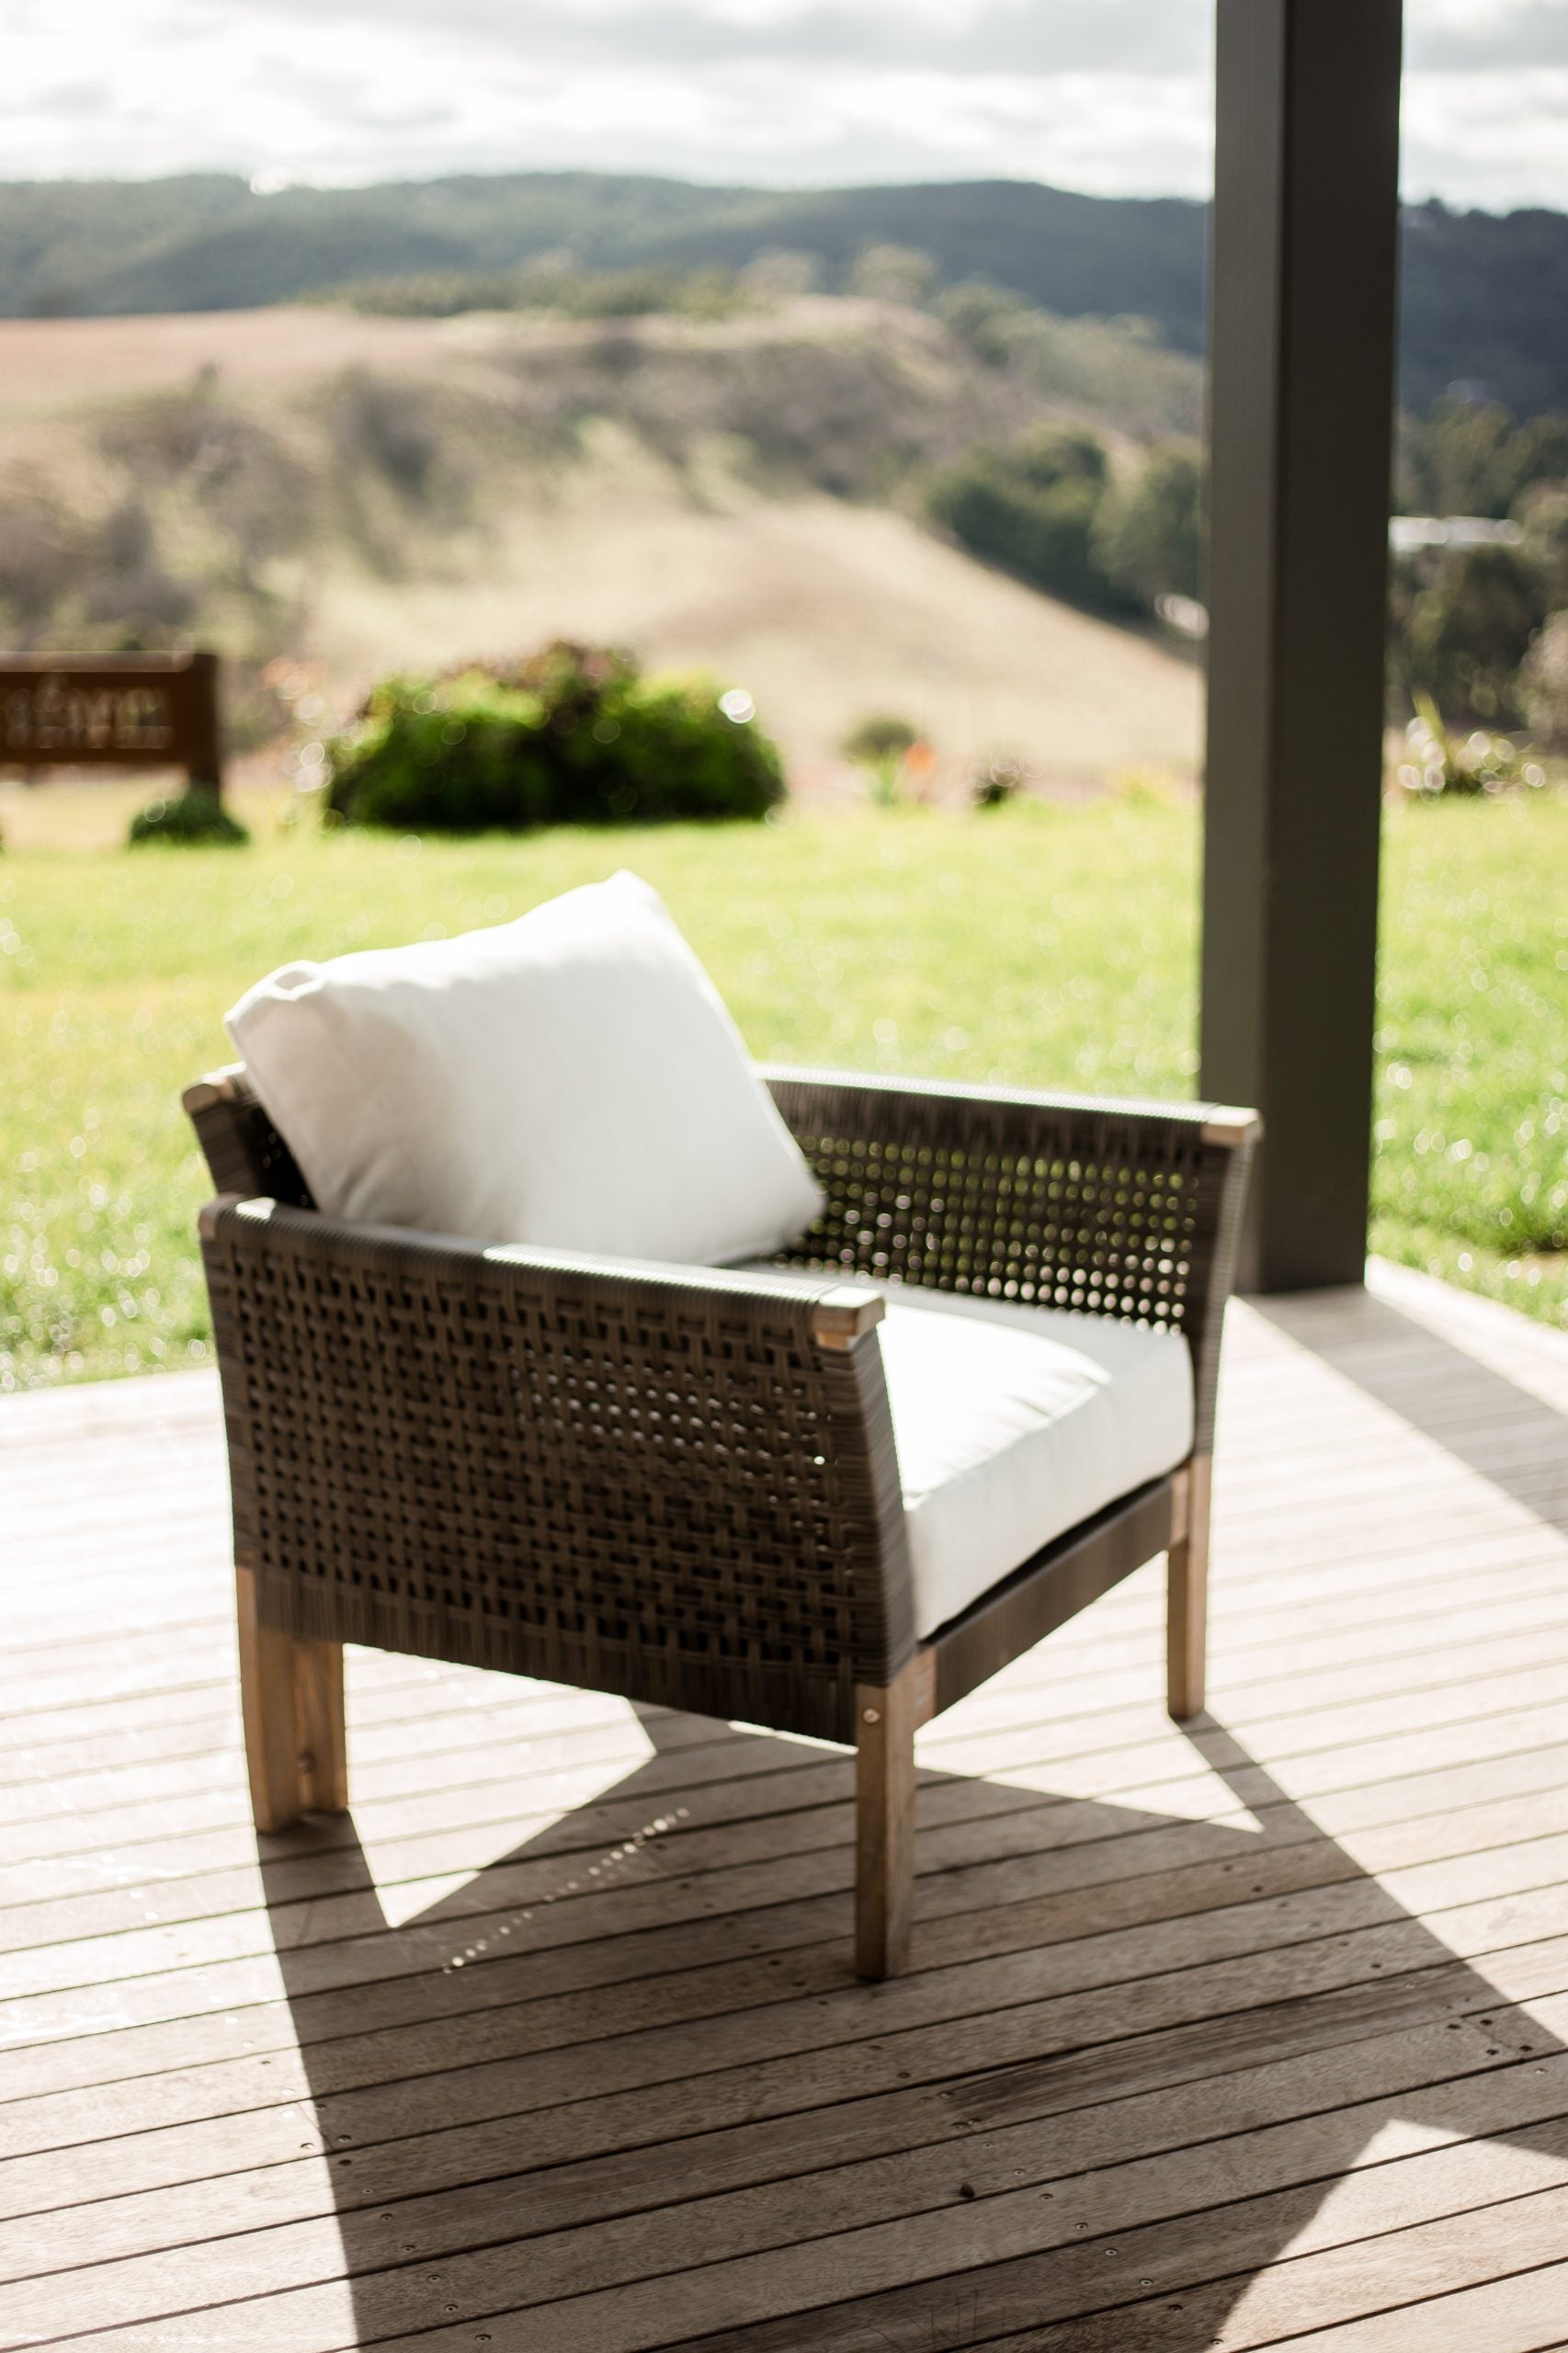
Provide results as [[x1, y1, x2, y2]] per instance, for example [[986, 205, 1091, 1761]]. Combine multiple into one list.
[[224, 870, 824, 1266]]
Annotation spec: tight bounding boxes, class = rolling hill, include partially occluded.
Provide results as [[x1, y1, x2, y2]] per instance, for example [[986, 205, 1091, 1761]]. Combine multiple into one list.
[[2, 171, 1566, 415], [0, 300, 1203, 804]]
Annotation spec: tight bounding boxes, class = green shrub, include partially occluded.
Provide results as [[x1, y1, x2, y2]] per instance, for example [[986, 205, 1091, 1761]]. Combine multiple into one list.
[[971, 753, 1027, 808], [127, 787, 250, 846], [324, 641, 785, 833], [1395, 695, 1547, 799], [840, 713, 926, 807]]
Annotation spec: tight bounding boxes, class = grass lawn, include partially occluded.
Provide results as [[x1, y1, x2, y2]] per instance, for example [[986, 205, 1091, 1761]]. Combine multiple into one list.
[[2, 790, 1564, 1390]]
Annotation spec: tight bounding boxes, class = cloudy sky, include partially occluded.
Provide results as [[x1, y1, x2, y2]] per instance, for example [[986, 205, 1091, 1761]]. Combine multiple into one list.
[[6, 0, 1566, 211]]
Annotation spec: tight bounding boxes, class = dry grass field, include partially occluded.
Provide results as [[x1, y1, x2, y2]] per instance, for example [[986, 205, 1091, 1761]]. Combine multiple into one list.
[[311, 427, 1203, 797], [0, 304, 1203, 796], [0, 303, 478, 407]]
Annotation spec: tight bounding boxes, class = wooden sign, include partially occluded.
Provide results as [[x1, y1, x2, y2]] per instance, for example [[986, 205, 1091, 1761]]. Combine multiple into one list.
[[0, 649, 222, 792]]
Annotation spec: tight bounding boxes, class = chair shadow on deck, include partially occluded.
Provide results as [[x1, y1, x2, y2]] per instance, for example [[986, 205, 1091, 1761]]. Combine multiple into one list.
[[250, 1276, 1568, 2349], [256, 1673, 1568, 2353]]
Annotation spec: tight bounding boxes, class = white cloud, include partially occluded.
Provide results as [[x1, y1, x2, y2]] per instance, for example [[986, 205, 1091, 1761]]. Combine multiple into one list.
[[1408, 0, 1568, 66], [0, 0, 1563, 210], [1401, 66, 1568, 208]]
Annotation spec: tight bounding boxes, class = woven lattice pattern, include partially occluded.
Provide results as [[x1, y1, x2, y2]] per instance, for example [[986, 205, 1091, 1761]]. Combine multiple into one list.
[[202, 1205, 907, 1739], [796, 1129, 1197, 1314], [773, 1063, 1225, 1297], [763, 1072, 1244, 1454]]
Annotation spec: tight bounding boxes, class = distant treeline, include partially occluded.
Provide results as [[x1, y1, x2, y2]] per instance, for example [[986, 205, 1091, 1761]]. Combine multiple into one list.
[[5, 169, 1568, 416], [926, 396, 1568, 743]]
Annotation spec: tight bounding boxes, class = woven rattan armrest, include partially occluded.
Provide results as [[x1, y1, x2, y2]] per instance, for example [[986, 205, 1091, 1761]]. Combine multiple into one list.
[[758, 1066, 1258, 1454], [758, 1063, 1260, 1150], [198, 1192, 914, 1740], [198, 1192, 887, 1344]]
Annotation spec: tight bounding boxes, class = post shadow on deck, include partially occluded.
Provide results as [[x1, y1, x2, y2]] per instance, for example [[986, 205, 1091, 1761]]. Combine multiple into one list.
[[1200, 0, 1404, 1292]]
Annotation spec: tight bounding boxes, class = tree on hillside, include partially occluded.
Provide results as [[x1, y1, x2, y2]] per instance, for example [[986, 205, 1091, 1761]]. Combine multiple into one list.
[[926, 425, 1131, 614], [1397, 396, 1568, 518], [1093, 441, 1203, 606], [847, 244, 937, 306], [1401, 398, 1523, 517], [1513, 413, 1568, 498], [1517, 482, 1568, 606], [933, 279, 1029, 366], [1007, 423, 1109, 491], [1403, 541, 1547, 724], [739, 249, 820, 298]]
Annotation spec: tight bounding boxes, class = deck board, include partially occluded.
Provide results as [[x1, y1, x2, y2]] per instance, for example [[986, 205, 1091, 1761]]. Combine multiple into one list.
[[4, 1258, 1568, 2351]]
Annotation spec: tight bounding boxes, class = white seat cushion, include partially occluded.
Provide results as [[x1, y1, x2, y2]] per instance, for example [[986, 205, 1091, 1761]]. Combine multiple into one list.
[[742, 1271, 1194, 1636], [225, 871, 823, 1267], [876, 1288, 1194, 1634]]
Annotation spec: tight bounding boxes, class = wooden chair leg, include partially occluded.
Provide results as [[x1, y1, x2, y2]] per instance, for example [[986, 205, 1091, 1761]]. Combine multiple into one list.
[[855, 1664, 918, 1980], [295, 1635, 349, 1816], [1167, 1456, 1212, 1721], [236, 1567, 347, 1831]]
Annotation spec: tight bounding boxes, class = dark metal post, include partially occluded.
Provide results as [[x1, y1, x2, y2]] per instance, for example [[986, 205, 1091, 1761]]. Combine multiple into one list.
[[1200, 0, 1403, 1290]]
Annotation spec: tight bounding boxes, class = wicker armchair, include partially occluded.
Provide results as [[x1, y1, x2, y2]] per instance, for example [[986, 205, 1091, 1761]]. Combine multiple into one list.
[[186, 1063, 1256, 1978]]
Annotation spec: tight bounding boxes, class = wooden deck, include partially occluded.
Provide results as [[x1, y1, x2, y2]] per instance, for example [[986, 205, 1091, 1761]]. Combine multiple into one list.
[[5, 1261, 1568, 2352]]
